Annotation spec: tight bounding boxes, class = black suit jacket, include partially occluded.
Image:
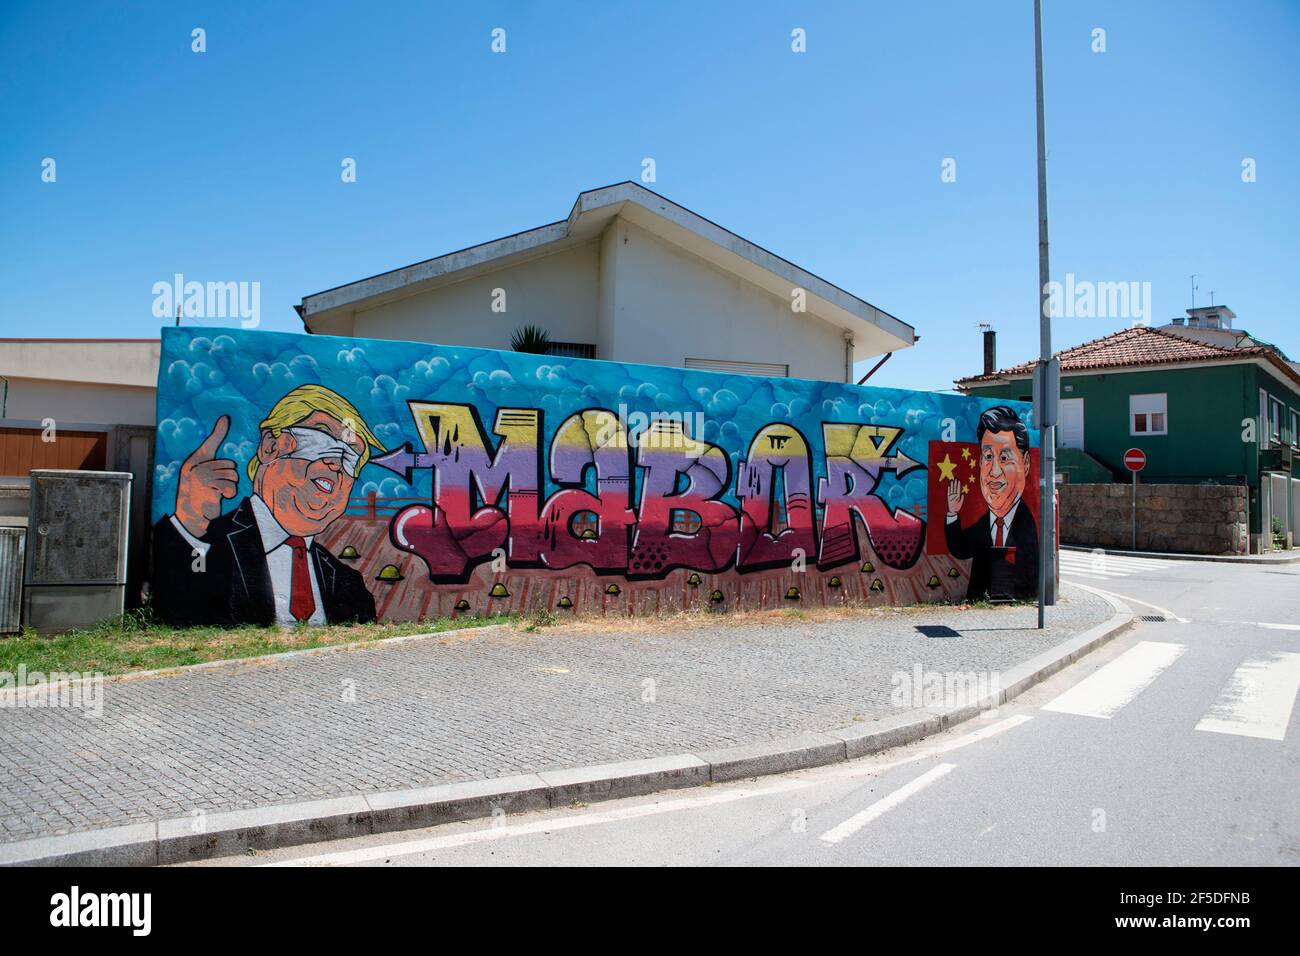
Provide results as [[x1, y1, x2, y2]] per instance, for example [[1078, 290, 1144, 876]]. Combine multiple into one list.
[[151, 497, 376, 627], [944, 502, 1039, 601]]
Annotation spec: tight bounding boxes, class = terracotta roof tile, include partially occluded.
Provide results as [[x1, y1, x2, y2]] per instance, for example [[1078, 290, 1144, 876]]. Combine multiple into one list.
[[956, 326, 1300, 389]]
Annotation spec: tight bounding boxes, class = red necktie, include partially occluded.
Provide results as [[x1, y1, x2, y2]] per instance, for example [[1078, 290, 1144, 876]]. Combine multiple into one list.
[[994, 516, 1005, 548], [283, 535, 316, 622]]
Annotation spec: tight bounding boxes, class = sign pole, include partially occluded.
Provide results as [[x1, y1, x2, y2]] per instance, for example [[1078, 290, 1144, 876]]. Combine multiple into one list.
[[1123, 447, 1147, 549]]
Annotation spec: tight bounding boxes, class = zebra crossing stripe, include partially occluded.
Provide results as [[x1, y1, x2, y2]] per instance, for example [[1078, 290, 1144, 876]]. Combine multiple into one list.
[[1059, 556, 1183, 574], [1195, 652, 1300, 742], [1042, 641, 1187, 719]]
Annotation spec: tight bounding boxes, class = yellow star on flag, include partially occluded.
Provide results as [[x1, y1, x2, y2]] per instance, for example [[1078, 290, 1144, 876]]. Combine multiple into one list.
[[960, 447, 971, 461], [936, 454, 957, 481]]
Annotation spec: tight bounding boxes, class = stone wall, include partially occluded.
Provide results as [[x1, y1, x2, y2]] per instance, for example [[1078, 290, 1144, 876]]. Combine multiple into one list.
[[1060, 483, 1249, 555]]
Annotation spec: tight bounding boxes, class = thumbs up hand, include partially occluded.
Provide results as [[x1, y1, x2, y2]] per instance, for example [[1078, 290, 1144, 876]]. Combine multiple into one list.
[[174, 415, 238, 538]]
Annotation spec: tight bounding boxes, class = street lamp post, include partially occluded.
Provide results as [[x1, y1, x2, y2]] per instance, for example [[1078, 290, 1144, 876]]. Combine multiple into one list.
[[1034, 0, 1058, 628]]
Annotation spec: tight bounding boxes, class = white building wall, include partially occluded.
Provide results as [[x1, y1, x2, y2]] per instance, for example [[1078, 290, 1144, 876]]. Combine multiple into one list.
[[0, 340, 161, 426], [2, 377, 157, 426], [348, 242, 600, 350], [603, 220, 848, 381]]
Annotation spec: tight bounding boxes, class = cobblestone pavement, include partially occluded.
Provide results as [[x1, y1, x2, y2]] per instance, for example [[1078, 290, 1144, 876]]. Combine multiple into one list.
[[0, 587, 1111, 842]]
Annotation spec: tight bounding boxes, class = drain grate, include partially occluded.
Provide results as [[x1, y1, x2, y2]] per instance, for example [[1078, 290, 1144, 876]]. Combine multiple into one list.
[[1139, 614, 1167, 622]]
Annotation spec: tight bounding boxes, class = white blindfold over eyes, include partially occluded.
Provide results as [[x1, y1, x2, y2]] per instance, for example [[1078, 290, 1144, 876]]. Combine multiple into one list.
[[284, 426, 362, 477]]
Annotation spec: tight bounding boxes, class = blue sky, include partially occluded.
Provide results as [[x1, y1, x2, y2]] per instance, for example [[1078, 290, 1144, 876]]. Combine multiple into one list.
[[2, 0, 1297, 393]]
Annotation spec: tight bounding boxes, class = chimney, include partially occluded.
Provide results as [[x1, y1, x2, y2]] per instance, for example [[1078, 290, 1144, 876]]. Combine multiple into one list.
[[982, 327, 997, 376]]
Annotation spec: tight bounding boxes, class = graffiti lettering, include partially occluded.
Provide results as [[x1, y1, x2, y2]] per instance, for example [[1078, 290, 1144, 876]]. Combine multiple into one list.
[[817, 423, 926, 570], [374, 402, 927, 583]]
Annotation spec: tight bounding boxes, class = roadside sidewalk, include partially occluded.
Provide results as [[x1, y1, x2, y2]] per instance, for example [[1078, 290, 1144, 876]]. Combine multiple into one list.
[[0, 586, 1121, 863]]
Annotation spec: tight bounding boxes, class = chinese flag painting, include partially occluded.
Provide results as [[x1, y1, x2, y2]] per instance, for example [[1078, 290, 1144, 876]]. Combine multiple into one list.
[[926, 440, 1040, 555]]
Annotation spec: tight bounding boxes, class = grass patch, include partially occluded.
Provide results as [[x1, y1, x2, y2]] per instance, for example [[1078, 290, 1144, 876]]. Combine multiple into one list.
[[522, 608, 559, 632], [0, 608, 514, 680]]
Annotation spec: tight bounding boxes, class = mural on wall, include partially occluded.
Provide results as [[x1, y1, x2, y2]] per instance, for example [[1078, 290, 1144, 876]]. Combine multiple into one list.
[[150, 327, 1039, 625], [925, 406, 1041, 602]]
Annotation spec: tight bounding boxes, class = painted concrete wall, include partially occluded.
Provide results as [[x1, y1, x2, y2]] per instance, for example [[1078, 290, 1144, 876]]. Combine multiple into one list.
[[150, 327, 1040, 626]]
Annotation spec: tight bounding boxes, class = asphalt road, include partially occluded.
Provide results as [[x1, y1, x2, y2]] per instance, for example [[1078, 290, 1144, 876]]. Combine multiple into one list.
[[200, 553, 1300, 867]]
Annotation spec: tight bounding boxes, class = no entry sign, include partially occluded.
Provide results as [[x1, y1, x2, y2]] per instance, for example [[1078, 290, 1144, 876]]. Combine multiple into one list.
[[1124, 448, 1147, 472]]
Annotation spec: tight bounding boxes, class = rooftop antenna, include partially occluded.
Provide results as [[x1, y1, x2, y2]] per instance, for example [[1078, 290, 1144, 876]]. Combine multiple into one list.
[[1190, 274, 1198, 309], [1209, 289, 1215, 307]]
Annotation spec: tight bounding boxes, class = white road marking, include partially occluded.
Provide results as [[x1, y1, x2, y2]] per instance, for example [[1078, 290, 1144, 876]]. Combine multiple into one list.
[[818, 763, 956, 845], [1057, 567, 1128, 579], [261, 715, 1033, 867], [1059, 554, 1186, 577], [1195, 652, 1300, 742], [1042, 641, 1187, 719], [1065, 581, 1190, 623], [1221, 621, 1300, 632], [269, 778, 813, 867], [1058, 560, 1134, 575]]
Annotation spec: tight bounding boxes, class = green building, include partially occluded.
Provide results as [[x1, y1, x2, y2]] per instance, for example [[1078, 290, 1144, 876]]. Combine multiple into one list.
[[956, 309, 1299, 553]]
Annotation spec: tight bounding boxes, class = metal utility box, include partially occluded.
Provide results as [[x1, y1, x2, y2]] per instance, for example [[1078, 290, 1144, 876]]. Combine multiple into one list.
[[24, 469, 132, 633]]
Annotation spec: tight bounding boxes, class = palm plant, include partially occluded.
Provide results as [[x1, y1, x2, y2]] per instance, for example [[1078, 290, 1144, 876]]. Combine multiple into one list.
[[510, 324, 551, 354]]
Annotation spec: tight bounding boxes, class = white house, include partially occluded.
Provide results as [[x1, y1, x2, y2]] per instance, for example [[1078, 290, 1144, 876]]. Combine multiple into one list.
[[296, 182, 915, 382]]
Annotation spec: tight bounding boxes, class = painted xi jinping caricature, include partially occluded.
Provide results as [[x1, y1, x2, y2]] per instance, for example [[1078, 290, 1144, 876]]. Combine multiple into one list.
[[944, 405, 1039, 601], [152, 385, 385, 626]]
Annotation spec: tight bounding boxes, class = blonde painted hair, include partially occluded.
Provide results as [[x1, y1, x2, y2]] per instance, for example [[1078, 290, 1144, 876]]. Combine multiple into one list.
[[247, 384, 385, 481]]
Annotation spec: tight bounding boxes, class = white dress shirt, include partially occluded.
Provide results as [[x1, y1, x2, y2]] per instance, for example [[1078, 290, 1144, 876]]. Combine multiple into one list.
[[946, 497, 1021, 547], [171, 495, 326, 625], [987, 498, 1020, 546]]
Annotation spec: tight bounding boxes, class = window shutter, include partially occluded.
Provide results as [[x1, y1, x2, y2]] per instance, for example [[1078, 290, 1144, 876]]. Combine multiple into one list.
[[684, 358, 789, 378]]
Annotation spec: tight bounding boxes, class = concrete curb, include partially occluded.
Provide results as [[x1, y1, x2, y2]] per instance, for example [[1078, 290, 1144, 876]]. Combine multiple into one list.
[[1061, 543, 1300, 565], [0, 589, 1135, 867]]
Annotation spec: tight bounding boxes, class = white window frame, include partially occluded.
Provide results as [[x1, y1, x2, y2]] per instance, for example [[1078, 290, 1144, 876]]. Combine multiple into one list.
[[1260, 389, 1270, 450], [1268, 397, 1284, 444], [1290, 408, 1299, 448], [1129, 392, 1168, 436]]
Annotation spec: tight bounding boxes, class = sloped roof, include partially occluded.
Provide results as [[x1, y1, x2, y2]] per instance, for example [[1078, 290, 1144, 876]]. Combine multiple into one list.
[[956, 325, 1300, 390]]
